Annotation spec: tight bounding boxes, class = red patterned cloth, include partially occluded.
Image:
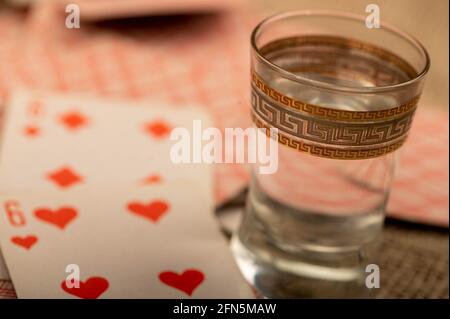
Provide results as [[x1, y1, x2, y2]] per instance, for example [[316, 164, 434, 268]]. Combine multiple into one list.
[[388, 109, 449, 226], [0, 280, 16, 299]]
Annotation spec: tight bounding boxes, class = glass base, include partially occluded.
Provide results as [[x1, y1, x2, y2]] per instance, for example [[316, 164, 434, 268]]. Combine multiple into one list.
[[230, 186, 383, 298], [231, 234, 379, 298]]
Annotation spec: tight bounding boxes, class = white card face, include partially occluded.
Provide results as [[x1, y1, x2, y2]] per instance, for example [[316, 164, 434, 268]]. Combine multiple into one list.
[[0, 90, 212, 192], [0, 90, 252, 298], [0, 182, 252, 298]]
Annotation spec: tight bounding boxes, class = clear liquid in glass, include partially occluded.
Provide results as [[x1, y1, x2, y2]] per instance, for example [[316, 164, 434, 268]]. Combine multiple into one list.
[[232, 37, 411, 298]]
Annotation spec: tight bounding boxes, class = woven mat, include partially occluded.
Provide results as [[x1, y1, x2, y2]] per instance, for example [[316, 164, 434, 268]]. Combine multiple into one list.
[[378, 220, 449, 298]]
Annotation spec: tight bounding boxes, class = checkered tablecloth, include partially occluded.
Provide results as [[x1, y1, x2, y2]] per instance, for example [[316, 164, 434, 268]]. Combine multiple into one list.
[[388, 109, 449, 226], [0, 4, 448, 299]]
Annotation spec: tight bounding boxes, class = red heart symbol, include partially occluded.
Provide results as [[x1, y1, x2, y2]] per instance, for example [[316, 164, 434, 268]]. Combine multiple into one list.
[[34, 207, 78, 229], [144, 120, 171, 139], [127, 200, 169, 223], [11, 235, 38, 250], [159, 269, 204, 296], [61, 277, 109, 299]]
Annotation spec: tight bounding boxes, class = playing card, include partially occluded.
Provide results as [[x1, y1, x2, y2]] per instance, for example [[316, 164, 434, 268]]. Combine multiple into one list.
[[0, 183, 253, 298], [0, 90, 252, 298], [0, 90, 212, 191]]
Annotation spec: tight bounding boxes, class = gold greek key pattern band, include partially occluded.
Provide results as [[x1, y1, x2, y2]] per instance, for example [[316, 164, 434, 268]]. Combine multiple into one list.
[[252, 71, 420, 123], [251, 85, 416, 147], [252, 112, 407, 160], [251, 79, 416, 159]]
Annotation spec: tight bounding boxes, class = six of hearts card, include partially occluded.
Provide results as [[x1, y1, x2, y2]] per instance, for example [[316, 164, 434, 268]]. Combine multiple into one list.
[[0, 90, 253, 298]]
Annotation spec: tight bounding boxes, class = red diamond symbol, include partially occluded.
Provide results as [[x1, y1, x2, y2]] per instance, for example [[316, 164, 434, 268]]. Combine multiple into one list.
[[144, 120, 171, 139], [47, 166, 83, 189], [23, 125, 40, 137], [141, 174, 162, 185], [59, 111, 88, 131]]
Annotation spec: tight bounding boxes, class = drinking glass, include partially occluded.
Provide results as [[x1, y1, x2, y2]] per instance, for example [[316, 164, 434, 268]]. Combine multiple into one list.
[[231, 10, 430, 298]]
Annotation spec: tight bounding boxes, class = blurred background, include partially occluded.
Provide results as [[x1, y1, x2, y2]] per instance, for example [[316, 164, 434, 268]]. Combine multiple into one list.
[[256, 0, 449, 110], [0, 0, 448, 299], [1, 0, 447, 109]]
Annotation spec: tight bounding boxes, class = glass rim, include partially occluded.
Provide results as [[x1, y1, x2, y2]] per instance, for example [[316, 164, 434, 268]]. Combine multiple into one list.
[[251, 9, 431, 94]]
